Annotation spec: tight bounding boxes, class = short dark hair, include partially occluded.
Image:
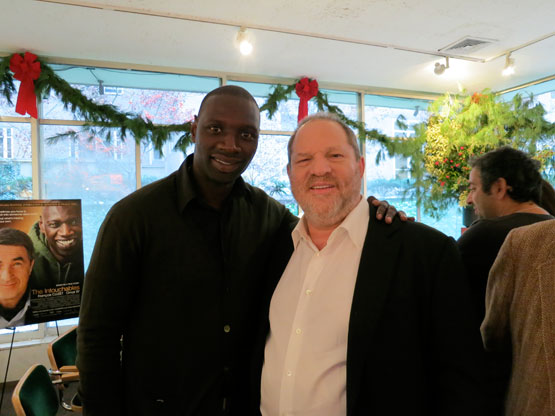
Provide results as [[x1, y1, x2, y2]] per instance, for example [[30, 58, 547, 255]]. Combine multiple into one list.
[[470, 146, 543, 203], [197, 85, 259, 118], [287, 112, 361, 165], [0, 228, 34, 261]]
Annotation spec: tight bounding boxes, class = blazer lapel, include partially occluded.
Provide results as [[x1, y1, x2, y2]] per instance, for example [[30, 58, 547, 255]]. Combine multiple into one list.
[[346, 203, 402, 415]]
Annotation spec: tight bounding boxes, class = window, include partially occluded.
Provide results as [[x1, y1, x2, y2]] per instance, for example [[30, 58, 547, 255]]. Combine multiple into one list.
[[0, 127, 13, 158], [501, 79, 555, 186], [363, 94, 465, 238], [0, 123, 32, 200]]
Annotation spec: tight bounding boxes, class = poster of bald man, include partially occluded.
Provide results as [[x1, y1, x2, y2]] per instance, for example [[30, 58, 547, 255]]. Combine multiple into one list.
[[0, 200, 84, 329]]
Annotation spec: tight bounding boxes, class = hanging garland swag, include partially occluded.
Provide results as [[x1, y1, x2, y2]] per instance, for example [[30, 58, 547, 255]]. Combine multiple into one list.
[[0, 52, 391, 154]]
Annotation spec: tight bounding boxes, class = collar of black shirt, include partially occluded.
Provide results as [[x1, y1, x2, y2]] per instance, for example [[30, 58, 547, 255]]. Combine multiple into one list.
[[176, 154, 251, 213]]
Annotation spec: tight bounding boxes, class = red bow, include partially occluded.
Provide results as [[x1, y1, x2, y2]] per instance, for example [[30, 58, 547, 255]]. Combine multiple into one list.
[[9, 52, 41, 118], [295, 77, 319, 123]]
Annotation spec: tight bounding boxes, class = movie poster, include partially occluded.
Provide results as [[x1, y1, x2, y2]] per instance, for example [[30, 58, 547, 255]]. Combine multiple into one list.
[[0, 200, 84, 329]]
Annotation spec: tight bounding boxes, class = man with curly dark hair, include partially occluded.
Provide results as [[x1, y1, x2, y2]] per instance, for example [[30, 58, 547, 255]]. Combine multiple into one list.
[[459, 146, 553, 320], [457, 146, 554, 415]]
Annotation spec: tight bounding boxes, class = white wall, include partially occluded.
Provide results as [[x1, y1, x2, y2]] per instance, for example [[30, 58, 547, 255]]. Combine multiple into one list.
[[0, 338, 53, 382]]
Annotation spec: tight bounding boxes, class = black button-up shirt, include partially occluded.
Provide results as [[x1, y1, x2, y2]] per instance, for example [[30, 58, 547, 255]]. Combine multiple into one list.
[[77, 155, 297, 415]]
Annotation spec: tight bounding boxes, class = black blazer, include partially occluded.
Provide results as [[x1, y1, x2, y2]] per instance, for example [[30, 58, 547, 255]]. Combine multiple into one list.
[[254, 202, 486, 416]]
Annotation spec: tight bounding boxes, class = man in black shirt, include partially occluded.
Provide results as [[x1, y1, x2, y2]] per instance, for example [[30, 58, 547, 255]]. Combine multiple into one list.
[[77, 86, 398, 416], [457, 146, 553, 415], [457, 147, 553, 321]]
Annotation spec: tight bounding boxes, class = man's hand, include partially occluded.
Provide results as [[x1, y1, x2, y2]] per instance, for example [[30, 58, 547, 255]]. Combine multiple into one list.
[[367, 196, 415, 224]]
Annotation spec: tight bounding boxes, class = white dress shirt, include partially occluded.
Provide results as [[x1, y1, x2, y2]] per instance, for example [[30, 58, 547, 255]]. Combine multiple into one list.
[[261, 197, 369, 416]]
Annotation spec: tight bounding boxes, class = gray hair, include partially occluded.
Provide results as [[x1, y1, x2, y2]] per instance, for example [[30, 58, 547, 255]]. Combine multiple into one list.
[[287, 112, 361, 165]]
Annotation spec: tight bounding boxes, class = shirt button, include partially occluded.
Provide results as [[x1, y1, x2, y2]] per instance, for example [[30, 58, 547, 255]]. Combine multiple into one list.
[[295, 328, 302, 335], [223, 325, 231, 333], [305, 289, 312, 295], [286, 371, 292, 377]]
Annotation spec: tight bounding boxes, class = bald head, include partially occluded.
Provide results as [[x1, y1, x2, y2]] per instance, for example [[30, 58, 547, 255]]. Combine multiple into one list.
[[198, 85, 259, 120]]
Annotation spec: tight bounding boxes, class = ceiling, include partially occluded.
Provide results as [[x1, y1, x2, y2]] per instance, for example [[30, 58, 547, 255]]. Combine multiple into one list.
[[1, 0, 554, 96]]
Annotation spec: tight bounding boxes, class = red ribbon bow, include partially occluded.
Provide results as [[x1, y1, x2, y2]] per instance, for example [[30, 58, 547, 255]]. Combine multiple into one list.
[[9, 52, 41, 118], [295, 77, 319, 123]]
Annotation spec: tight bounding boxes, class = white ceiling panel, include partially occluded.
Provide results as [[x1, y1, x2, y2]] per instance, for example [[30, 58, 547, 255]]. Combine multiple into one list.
[[0, 0, 553, 94]]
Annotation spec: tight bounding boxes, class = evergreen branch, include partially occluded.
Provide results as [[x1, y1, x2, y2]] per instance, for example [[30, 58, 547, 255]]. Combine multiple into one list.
[[0, 55, 16, 105], [2, 53, 194, 154], [259, 84, 295, 118]]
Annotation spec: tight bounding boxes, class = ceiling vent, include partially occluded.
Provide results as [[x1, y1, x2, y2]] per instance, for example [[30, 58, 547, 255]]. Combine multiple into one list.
[[439, 36, 497, 55]]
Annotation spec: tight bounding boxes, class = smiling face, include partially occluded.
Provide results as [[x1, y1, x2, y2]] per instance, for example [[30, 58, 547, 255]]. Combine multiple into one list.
[[191, 94, 260, 195], [288, 119, 364, 229], [39, 205, 83, 263], [0, 245, 34, 309]]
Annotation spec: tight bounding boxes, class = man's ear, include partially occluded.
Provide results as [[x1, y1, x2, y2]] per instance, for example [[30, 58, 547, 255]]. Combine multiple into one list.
[[38, 216, 45, 234], [191, 115, 199, 143], [358, 156, 365, 177], [287, 163, 291, 178], [492, 177, 510, 199]]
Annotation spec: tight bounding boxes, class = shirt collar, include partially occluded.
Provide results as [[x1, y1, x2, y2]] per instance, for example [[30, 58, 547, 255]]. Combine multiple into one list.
[[176, 154, 251, 214], [291, 196, 369, 250]]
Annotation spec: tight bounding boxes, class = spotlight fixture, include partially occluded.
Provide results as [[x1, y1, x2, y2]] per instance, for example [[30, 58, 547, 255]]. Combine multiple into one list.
[[434, 56, 450, 75], [502, 53, 515, 76], [236, 27, 253, 56]]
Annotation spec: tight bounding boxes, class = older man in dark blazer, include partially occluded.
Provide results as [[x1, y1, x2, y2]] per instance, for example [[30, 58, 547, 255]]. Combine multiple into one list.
[[255, 113, 486, 416]]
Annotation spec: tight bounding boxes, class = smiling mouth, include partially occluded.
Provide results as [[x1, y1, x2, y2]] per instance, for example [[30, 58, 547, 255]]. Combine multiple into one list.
[[211, 155, 243, 171], [56, 239, 77, 249], [308, 184, 336, 194], [213, 157, 236, 165]]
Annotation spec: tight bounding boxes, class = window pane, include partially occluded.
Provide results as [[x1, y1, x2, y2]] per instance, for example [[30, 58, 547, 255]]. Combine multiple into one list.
[[227, 82, 359, 133], [364, 99, 463, 238], [42, 65, 220, 122], [0, 122, 32, 199], [242, 134, 297, 214], [42, 84, 94, 120], [0, 80, 26, 118], [42, 85, 204, 123], [227, 80, 299, 131], [309, 89, 359, 121], [40, 126, 136, 266], [140, 137, 190, 185]]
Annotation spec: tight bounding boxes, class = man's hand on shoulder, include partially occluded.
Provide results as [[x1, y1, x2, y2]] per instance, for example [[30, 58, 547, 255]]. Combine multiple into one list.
[[368, 195, 415, 224]]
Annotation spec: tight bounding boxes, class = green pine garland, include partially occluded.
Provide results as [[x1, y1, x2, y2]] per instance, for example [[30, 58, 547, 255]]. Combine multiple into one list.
[[0, 53, 395, 156], [262, 80, 392, 145], [0, 53, 192, 153]]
